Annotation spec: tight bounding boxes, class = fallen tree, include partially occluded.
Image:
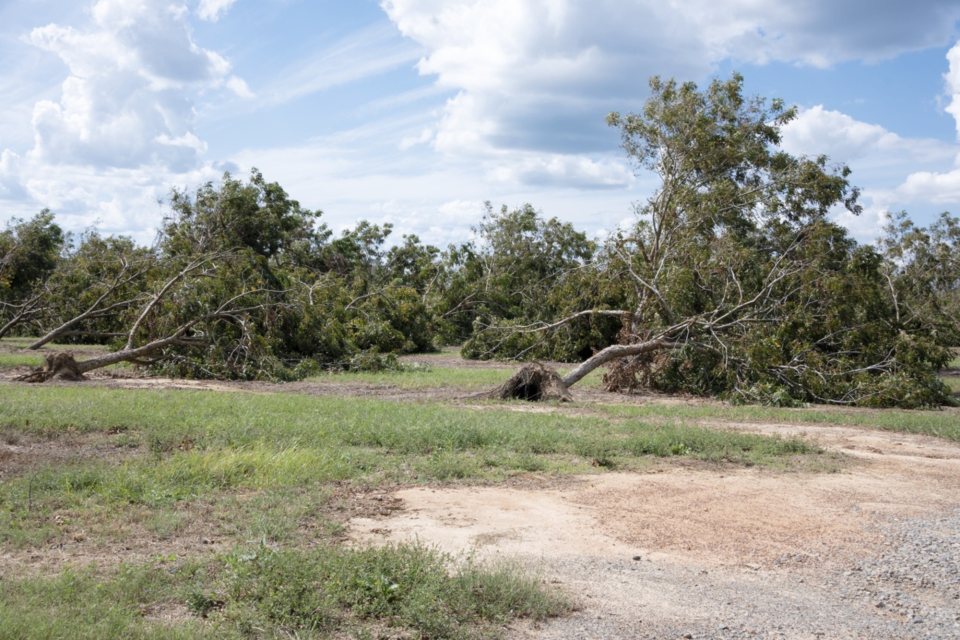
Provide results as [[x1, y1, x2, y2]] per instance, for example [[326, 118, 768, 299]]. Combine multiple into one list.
[[16, 285, 286, 382], [13, 170, 444, 383], [483, 75, 953, 407], [27, 233, 153, 350]]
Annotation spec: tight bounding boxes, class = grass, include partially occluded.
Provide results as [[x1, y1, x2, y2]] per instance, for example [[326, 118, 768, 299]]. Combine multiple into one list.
[[0, 386, 816, 506], [0, 381, 833, 639], [938, 350, 959, 396], [0, 352, 129, 371], [1, 346, 953, 639], [0, 353, 46, 367], [598, 401, 960, 442], [0, 337, 110, 352], [310, 365, 604, 389], [0, 542, 569, 639], [0, 337, 118, 369]]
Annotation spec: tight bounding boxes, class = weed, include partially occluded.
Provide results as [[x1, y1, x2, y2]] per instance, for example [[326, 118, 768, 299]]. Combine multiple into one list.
[[0, 542, 571, 640], [185, 589, 222, 618]]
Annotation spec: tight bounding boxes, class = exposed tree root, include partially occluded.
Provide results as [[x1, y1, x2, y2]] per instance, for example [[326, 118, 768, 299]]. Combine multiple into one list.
[[15, 352, 86, 383], [484, 363, 573, 402]]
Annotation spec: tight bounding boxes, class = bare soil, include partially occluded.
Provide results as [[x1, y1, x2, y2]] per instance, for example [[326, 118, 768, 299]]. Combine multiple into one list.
[[348, 411, 960, 639], [0, 430, 141, 479]]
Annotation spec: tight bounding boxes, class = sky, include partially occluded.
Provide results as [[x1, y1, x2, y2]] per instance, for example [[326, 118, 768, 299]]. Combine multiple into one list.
[[2, 0, 960, 248]]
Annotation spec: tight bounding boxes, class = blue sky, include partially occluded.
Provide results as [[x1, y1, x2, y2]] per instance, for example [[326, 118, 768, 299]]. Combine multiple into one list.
[[2, 0, 960, 247]]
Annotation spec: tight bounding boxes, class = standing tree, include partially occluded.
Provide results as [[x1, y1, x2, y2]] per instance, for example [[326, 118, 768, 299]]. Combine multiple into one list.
[[490, 74, 951, 407]]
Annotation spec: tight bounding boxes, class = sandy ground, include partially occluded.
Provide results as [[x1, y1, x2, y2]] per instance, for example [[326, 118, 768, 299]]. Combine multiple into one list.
[[349, 421, 960, 639]]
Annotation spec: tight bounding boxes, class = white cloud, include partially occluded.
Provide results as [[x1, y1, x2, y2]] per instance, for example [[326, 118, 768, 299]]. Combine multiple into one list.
[[776, 105, 960, 238], [0, 150, 28, 200], [868, 44, 960, 210], [369, 199, 406, 215], [488, 154, 633, 190], [7, 160, 224, 242], [381, 0, 960, 196], [196, 0, 238, 22], [831, 203, 892, 245], [0, 0, 249, 239], [896, 160, 960, 205], [225, 114, 639, 246], [781, 106, 955, 165], [383, 0, 960, 160], [155, 131, 208, 154], [226, 75, 255, 99], [439, 199, 485, 218], [381, 0, 960, 152], [399, 128, 434, 150], [944, 42, 960, 139], [5, 0, 960, 245], [22, 0, 238, 171]]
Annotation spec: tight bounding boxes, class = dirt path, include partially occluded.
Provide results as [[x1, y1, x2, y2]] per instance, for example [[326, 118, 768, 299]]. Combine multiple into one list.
[[351, 426, 960, 639]]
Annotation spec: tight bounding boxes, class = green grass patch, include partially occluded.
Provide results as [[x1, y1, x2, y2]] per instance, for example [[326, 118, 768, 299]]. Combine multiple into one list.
[[310, 365, 604, 389], [0, 353, 45, 367], [0, 485, 343, 551], [0, 338, 109, 352], [407, 348, 462, 356], [598, 402, 960, 442], [941, 377, 960, 394], [0, 542, 568, 640], [0, 337, 39, 349], [0, 337, 121, 368]]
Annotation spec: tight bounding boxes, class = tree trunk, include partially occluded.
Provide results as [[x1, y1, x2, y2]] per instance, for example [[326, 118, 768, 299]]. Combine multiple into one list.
[[561, 338, 673, 387], [15, 335, 186, 383], [29, 297, 135, 350]]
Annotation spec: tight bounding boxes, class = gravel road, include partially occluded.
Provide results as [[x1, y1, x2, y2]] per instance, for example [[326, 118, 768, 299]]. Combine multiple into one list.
[[515, 511, 960, 640]]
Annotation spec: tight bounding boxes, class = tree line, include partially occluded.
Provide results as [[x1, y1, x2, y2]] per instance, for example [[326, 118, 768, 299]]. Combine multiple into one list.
[[1, 74, 958, 407]]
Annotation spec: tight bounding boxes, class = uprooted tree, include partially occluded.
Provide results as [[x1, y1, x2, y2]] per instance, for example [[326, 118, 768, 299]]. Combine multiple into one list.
[[484, 74, 952, 407], [16, 170, 439, 382], [16, 239, 293, 383]]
